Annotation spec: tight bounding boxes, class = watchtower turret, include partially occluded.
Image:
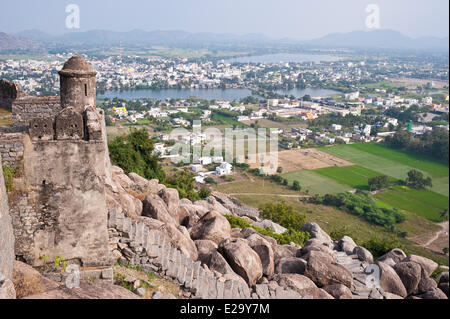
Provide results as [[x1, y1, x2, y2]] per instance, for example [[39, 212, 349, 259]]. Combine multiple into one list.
[[59, 55, 97, 113]]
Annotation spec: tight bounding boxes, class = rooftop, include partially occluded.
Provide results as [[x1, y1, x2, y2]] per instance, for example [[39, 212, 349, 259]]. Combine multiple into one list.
[[59, 54, 97, 76]]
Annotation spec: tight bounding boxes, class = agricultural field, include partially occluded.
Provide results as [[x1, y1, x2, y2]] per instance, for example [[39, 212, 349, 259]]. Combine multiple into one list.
[[320, 143, 449, 196], [252, 148, 352, 173], [280, 169, 351, 195], [314, 165, 394, 191], [374, 186, 449, 223]]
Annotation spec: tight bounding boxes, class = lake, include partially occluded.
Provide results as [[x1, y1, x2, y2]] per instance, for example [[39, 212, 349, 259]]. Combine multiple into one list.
[[97, 87, 339, 101], [97, 88, 253, 100], [225, 53, 341, 64]]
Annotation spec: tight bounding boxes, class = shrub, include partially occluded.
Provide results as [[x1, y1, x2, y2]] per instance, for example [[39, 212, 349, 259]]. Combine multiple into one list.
[[292, 180, 302, 191], [199, 187, 211, 199], [259, 201, 307, 230], [225, 214, 310, 246], [363, 235, 401, 258], [109, 128, 165, 181], [164, 171, 200, 201], [204, 177, 217, 185], [2, 166, 17, 193], [329, 225, 352, 242], [310, 192, 407, 228]]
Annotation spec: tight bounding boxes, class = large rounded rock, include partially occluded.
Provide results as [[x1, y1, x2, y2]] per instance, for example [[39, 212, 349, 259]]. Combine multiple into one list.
[[323, 284, 353, 299], [251, 219, 287, 234], [438, 272, 449, 297], [338, 236, 357, 255], [271, 273, 334, 299], [438, 282, 449, 297], [0, 275, 16, 299], [378, 249, 407, 265], [127, 173, 152, 192], [418, 278, 437, 294], [190, 211, 232, 245], [384, 292, 404, 299], [275, 257, 307, 275], [377, 261, 407, 297], [393, 262, 422, 295], [301, 223, 332, 247], [402, 255, 438, 277], [142, 194, 178, 225], [303, 251, 352, 288], [246, 234, 275, 277], [195, 240, 218, 265], [12, 261, 60, 299], [158, 188, 180, 213], [353, 246, 374, 264], [218, 238, 263, 287], [23, 282, 140, 299], [273, 245, 297, 265], [163, 223, 198, 261], [298, 243, 334, 258], [419, 288, 448, 299]]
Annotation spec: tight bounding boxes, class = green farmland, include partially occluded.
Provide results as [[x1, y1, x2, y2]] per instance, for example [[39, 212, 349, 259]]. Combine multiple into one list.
[[374, 186, 449, 223], [280, 169, 351, 195], [314, 165, 396, 190], [320, 143, 449, 196]]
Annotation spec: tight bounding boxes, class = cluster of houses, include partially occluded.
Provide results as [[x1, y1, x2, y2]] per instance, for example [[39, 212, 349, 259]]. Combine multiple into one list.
[[192, 158, 233, 184]]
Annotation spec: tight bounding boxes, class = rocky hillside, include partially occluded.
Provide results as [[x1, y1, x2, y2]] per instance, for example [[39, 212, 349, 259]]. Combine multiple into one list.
[[0, 32, 44, 53], [101, 165, 449, 299]]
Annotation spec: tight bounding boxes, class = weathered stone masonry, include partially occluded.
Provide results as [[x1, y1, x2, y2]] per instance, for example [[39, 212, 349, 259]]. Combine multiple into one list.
[[0, 132, 24, 169], [0, 154, 16, 299], [2, 55, 112, 274]]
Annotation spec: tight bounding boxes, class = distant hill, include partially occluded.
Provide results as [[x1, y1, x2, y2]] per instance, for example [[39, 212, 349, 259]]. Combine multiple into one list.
[[2, 29, 448, 53], [0, 32, 45, 52], [304, 29, 449, 52]]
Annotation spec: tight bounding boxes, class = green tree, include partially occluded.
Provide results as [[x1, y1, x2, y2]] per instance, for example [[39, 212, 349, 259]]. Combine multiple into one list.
[[405, 169, 433, 189], [368, 175, 390, 191], [109, 128, 165, 181], [292, 180, 302, 191]]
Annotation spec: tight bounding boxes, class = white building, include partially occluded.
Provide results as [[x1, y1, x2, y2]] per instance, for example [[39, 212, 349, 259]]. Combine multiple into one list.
[[215, 162, 232, 176], [192, 164, 203, 173], [331, 124, 342, 132]]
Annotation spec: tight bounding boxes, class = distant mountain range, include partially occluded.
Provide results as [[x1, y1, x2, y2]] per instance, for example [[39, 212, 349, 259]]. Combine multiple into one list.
[[0, 32, 45, 53], [0, 29, 448, 53], [307, 29, 449, 51]]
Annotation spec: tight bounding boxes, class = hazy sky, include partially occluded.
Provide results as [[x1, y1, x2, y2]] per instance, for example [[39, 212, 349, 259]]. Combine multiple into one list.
[[1, 0, 448, 39]]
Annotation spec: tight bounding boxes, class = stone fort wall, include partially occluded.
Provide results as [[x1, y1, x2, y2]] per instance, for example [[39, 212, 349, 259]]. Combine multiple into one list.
[[0, 131, 25, 169], [12, 96, 62, 126], [0, 154, 16, 299], [9, 110, 111, 268]]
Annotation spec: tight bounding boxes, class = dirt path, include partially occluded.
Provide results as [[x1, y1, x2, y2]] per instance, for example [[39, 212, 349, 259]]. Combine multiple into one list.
[[409, 221, 449, 254], [424, 221, 449, 247]]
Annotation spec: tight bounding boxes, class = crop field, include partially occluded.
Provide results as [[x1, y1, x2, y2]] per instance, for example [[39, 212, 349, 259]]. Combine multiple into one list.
[[314, 165, 394, 190], [320, 143, 449, 196], [374, 186, 449, 223], [280, 169, 351, 195]]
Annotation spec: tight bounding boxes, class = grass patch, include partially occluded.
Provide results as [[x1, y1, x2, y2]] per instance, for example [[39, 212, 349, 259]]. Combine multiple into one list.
[[314, 165, 392, 190], [320, 143, 449, 196], [374, 186, 449, 223], [280, 170, 351, 195]]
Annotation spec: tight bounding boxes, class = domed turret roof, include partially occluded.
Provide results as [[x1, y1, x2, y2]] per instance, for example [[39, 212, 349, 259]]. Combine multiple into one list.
[[59, 54, 97, 76]]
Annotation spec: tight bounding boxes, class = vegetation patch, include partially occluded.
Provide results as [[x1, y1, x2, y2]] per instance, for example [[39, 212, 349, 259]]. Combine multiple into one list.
[[309, 191, 407, 228]]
